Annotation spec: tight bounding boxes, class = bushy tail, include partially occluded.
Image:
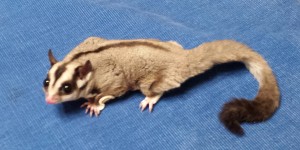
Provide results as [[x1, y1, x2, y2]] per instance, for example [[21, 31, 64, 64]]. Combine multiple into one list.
[[187, 40, 280, 135]]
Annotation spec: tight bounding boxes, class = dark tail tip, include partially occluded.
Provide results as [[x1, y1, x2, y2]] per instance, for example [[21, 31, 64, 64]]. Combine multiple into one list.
[[219, 98, 260, 136], [222, 120, 245, 136]]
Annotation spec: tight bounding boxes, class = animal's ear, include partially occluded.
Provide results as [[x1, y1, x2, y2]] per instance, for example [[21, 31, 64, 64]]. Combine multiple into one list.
[[76, 60, 92, 80], [48, 49, 58, 66]]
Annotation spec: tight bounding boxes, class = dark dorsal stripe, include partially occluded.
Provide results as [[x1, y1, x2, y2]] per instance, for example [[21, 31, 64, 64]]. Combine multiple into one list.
[[69, 41, 170, 62]]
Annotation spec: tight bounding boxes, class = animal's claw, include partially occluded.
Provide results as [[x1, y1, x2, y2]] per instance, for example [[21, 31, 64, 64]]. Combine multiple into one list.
[[81, 102, 105, 117], [139, 94, 162, 112], [139, 100, 148, 112]]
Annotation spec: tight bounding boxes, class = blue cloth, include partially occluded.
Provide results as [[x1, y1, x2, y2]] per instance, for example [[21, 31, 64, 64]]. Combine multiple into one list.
[[1, 0, 299, 149]]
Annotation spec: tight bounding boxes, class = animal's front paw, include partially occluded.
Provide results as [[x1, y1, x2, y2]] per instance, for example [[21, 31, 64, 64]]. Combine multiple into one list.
[[81, 102, 105, 117]]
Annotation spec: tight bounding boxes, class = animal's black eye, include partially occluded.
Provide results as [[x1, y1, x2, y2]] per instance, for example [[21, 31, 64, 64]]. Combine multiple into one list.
[[61, 83, 73, 94], [43, 78, 50, 87]]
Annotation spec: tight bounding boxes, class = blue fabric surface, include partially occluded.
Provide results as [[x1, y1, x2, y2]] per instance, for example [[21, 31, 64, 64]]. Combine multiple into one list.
[[1, 0, 299, 149]]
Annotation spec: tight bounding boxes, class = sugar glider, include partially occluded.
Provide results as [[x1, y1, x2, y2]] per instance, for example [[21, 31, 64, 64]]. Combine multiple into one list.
[[43, 37, 280, 135]]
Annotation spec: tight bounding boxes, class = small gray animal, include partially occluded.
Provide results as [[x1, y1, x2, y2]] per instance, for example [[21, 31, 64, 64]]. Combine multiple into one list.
[[43, 37, 280, 135]]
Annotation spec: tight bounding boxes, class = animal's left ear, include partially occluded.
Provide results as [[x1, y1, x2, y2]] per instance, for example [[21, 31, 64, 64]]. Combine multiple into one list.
[[77, 60, 92, 80], [48, 49, 58, 66]]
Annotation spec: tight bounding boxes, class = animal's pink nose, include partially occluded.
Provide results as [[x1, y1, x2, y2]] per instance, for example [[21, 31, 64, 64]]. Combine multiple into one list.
[[46, 95, 58, 104]]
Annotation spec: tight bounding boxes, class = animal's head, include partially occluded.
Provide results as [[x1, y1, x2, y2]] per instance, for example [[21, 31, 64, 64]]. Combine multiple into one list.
[[43, 50, 93, 104]]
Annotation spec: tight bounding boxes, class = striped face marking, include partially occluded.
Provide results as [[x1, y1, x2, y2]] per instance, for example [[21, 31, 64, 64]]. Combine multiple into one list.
[[43, 61, 92, 104]]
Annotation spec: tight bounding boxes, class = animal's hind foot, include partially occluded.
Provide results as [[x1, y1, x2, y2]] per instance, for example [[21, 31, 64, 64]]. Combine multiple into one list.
[[139, 94, 163, 112]]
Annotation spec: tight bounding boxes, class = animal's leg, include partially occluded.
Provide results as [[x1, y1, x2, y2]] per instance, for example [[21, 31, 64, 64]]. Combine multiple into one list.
[[139, 94, 163, 112], [81, 95, 115, 117], [139, 76, 181, 112]]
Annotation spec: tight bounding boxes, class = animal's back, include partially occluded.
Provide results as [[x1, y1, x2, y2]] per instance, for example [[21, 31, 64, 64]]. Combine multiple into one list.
[[64, 37, 189, 82]]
